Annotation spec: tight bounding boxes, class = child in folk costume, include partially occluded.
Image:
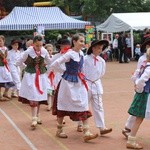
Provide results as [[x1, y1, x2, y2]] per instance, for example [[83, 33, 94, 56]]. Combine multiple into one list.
[[126, 48, 150, 149], [83, 40, 112, 135], [7, 39, 22, 98], [52, 38, 71, 88], [0, 35, 14, 101], [51, 38, 71, 125], [45, 44, 54, 111], [51, 33, 98, 142], [122, 37, 150, 138], [16, 35, 51, 129]]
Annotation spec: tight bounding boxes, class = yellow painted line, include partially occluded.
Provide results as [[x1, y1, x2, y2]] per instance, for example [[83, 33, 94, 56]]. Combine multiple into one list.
[[10, 101, 69, 150]]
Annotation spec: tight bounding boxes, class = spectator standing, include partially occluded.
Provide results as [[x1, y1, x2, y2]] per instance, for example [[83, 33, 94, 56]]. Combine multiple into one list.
[[118, 32, 128, 63], [112, 34, 119, 61], [134, 44, 141, 61], [141, 28, 150, 43], [125, 33, 132, 59]]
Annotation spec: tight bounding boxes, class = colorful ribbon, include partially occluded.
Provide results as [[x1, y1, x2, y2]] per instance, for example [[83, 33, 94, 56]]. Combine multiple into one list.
[[78, 72, 88, 91], [48, 71, 55, 87], [3, 58, 10, 72], [60, 46, 70, 54], [33, 47, 43, 94], [35, 65, 43, 95], [94, 56, 99, 66], [0, 47, 10, 72]]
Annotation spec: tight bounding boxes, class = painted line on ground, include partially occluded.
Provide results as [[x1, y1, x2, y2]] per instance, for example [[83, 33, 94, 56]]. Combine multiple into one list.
[[0, 108, 37, 150], [10, 101, 69, 150]]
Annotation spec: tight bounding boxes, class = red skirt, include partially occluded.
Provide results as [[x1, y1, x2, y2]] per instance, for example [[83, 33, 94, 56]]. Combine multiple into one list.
[[18, 97, 48, 105], [52, 81, 92, 121]]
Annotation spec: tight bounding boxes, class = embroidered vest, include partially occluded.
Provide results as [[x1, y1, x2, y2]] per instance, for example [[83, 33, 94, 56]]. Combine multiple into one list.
[[62, 56, 84, 82], [24, 55, 47, 74]]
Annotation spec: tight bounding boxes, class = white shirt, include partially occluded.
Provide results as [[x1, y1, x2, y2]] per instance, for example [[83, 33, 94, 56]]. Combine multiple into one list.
[[112, 39, 118, 49], [7, 49, 21, 66], [84, 54, 106, 94], [135, 48, 141, 55], [131, 53, 146, 83]]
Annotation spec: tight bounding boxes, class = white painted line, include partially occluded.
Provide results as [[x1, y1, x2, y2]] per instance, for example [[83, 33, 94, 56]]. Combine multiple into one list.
[[0, 108, 37, 150]]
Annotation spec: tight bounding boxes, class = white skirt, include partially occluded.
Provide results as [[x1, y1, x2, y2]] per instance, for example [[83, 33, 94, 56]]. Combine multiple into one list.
[[19, 72, 47, 101], [57, 78, 89, 112], [0, 66, 13, 82]]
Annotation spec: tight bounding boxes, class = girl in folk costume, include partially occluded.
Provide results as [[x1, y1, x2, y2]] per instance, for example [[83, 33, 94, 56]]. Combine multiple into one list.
[[0, 35, 14, 101], [51, 33, 98, 142], [122, 37, 150, 138], [45, 44, 54, 111], [16, 35, 52, 129], [52, 38, 71, 88], [51, 38, 71, 124], [83, 40, 112, 135], [126, 48, 150, 149], [6, 40, 22, 98]]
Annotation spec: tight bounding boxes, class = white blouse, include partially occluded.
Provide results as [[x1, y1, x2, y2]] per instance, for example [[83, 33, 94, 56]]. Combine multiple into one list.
[[135, 62, 150, 93]]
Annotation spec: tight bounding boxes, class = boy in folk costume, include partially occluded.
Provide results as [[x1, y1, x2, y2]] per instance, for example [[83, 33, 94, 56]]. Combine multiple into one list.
[[16, 35, 52, 129], [0, 35, 14, 100], [126, 48, 150, 149], [83, 40, 112, 135], [7, 39, 22, 98], [122, 37, 150, 138], [51, 33, 98, 142]]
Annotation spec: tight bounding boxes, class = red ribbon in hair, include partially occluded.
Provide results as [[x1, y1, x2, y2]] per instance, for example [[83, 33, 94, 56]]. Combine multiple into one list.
[[60, 46, 70, 54], [48, 71, 55, 87], [78, 72, 88, 91]]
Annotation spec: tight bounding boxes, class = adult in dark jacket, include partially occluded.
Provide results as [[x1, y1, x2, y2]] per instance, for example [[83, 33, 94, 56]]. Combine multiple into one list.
[[118, 32, 128, 63]]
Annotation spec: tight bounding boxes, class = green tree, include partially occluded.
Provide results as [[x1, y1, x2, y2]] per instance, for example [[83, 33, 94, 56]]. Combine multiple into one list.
[[3, 0, 34, 12], [52, 0, 150, 22]]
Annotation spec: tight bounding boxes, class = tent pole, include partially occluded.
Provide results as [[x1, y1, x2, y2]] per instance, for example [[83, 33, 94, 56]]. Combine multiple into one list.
[[130, 29, 134, 58]]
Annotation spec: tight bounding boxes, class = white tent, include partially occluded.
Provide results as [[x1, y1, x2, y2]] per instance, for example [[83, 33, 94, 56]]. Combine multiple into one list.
[[0, 7, 90, 30], [97, 12, 150, 32], [96, 12, 150, 57]]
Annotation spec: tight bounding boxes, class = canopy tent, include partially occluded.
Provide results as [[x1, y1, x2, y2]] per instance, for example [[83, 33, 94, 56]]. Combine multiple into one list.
[[96, 12, 150, 32], [0, 7, 90, 30], [96, 12, 150, 57]]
